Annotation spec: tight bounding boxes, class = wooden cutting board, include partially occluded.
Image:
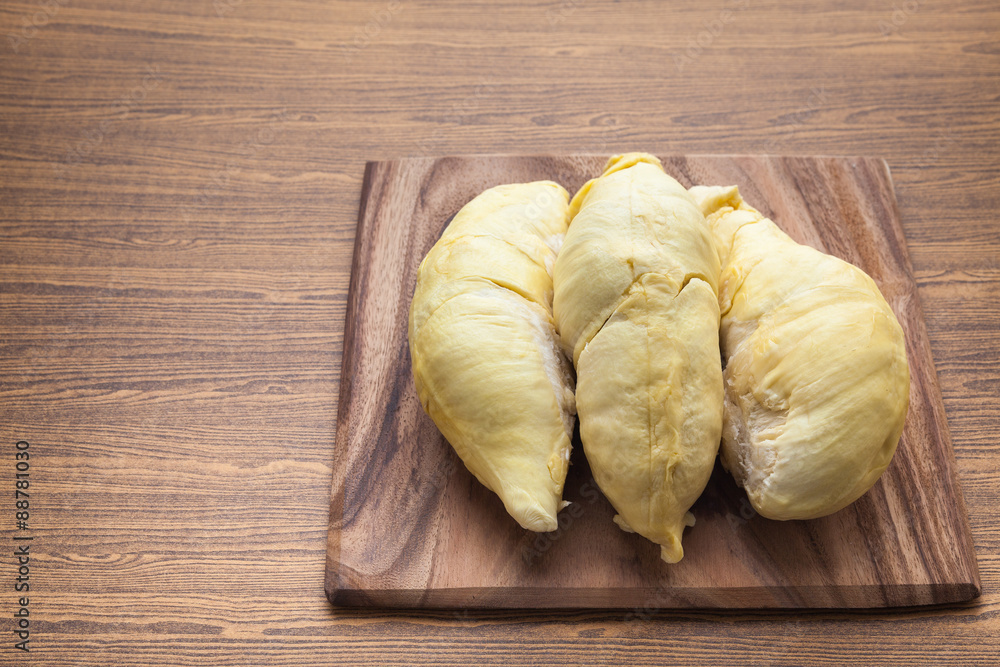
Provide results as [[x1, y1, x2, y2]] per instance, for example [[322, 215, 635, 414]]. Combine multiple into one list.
[[325, 155, 981, 609]]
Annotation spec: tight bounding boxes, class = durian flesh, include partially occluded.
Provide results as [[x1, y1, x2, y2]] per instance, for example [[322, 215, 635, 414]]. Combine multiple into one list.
[[553, 153, 724, 563], [690, 185, 910, 521], [408, 181, 576, 533]]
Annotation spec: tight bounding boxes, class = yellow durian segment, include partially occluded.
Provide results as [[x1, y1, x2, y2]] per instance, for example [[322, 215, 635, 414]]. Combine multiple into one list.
[[690, 185, 910, 521], [409, 181, 576, 532], [554, 153, 723, 562]]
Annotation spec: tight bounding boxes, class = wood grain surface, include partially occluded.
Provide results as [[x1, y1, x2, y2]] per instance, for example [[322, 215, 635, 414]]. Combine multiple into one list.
[[328, 154, 980, 609], [1, 0, 998, 664]]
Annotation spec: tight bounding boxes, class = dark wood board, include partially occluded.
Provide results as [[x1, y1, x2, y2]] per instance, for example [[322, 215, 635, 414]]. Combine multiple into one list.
[[325, 154, 980, 609]]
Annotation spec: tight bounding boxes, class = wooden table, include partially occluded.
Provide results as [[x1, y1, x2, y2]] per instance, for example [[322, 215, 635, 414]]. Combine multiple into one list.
[[1, 0, 997, 664]]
